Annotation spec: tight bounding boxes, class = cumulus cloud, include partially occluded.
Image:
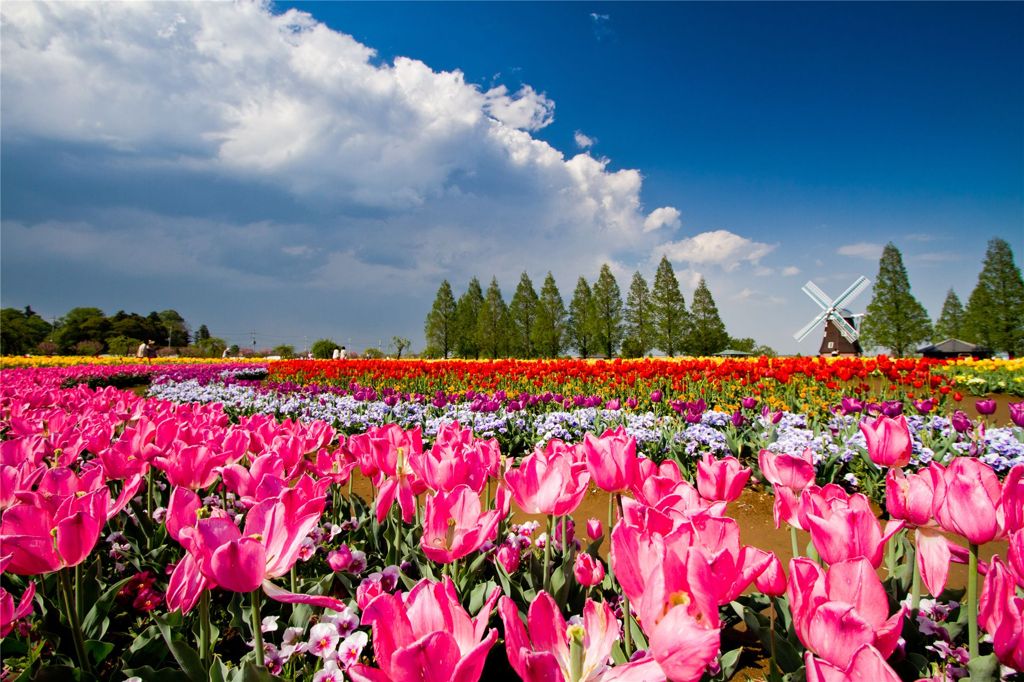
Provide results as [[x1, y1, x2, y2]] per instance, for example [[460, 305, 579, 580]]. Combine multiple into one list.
[[643, 206, 681, 232], [483, 84, 555, 131], [656, 230, 776, 271], [837, 242, 884, 260], [732, 288, 786, 304], [574, 131, 596, 149], [782, 265, 801, 276]]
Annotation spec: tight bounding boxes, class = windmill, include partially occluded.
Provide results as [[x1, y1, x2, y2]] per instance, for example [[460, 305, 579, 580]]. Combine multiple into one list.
[[793, 276, 871, 356]]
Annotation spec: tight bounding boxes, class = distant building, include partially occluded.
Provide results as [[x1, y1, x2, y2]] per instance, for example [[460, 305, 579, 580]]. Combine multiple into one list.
[[917, 338, 993, 359], [819, 309, 863, 357]]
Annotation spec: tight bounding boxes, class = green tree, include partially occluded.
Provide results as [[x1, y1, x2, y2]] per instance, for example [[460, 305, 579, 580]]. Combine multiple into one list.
[[622, 271, 654, 357], [567, 277, 598, 358], [159, 309, 190, 347], [592, 264, 624, 358], [933, 289, 966, 342], [508, 272, 540, 358], [859, 242, 933, 357], [686, 278, 729, 356], [424, 280, 458, 358], [455, 277, 485, 358], [728, 337, 777, 357], [196, 324, 211, 342], [105, 335, 142, 356], [531, 272, 567, 358], [963, 238, 1024, 356], [0, 307, 52, 355], [391, 336, 412, 359], [52, 307, 108, 353], [270, 344, 294, 358], [476, 277, 509, 359], [651, 256, 689, 356], [310, 338, 339, 359]]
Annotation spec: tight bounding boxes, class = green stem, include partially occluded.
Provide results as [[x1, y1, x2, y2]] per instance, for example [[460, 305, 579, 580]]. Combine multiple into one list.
[[769, 600, 779, 679], [622, 594, 633, 658], [910, 542, 922, 613], [393, 509, 402, 566], [789, 525, 800, 560], [74, 563, 84, 627], [968, 542, 979, 662], [200, 590, 212, 672], [251, 589, 265, 668], [290, 566, 297, 594], [543, 515, 554, 594], [58, 569, 91, 674]]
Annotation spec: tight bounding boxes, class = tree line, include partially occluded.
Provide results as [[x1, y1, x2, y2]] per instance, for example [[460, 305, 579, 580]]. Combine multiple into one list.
[[859, 237, 1024, 357], [423, 257, 771, 359]]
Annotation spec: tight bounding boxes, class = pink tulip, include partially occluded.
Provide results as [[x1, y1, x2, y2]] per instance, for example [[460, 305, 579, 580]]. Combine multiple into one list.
[[581, 427, 637, 493], [420, 485, 502, 564], [1002, 465, 1024, 533], [349, 578, 499, 682], [933, 457, 1004, 545], [574, 553, 606, 587], [0, 556, 35, 637], [696, 454, 751, 503], [358, 425, 427, 524], [803, 645, 902, 682], [495, 543, 521, 574], [0, 488, 109, 574], [755, 552, 787, 596], [803, 487, 903, 568], [788, 558, 905, 669], [978, 556, 1024, 671], [414, 422, 492, 494], [758, 448, 816, 491], [505, 440, 590, 516], [859, 415, 913, 468], [165, 553, 210, 614], [885, 465, 940, 528], [499, 592, 666, 682], [586, 518, 603, 540]]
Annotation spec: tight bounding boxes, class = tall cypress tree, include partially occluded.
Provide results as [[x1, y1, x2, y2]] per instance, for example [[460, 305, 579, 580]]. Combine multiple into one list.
[[933, 289, 965, 343], [592, 264, 624, 358], [454, 277, 484, 359], [531, 272, 566, 358], [963, 238, 1024, 356], [567, 277, 597, 358], [508, 272, 539, 358], [476, 277, 509, 359], [622, 271, 654, 357], [424, 279, 458, 358], [651, 256, 689, 356], [859, 242, 932, 357], [686, 278, 729, 356]]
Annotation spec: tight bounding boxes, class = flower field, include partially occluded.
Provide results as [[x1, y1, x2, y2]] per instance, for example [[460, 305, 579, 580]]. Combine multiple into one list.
[[2, 358, 1024, 681]]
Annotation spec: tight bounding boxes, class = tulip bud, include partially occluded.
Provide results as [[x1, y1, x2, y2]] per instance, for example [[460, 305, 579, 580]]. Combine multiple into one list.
[[495, 544, 520, 573], [327, 546, 353, 572], [573, 553, 605, 587], [586, 518, 603, 540], [951, 410, 972, 433], [741, 396, 758, 410], [650, 390, 662, 403], [975, 399, 997, 415], [755, 553, 787, 596]]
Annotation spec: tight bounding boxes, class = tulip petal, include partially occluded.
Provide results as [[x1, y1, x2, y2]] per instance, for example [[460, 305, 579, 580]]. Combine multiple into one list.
[[916, 528, 953, 597], [391, 631, 460, 682], [209, 538, 265, 592], [261, 579, 348, 612], [648, 605, 720, 682]]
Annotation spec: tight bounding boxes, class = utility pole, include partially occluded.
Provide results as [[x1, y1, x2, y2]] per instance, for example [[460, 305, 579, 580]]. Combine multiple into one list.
[[251, 330, 257, 354]]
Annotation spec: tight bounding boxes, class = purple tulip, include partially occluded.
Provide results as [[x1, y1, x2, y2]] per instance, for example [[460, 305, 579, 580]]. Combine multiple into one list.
[[951, 410, 973, 433], [1011, 402, 1024, 428], [881, 400, 904, 417], [865, 402, 882, 417], [605, 399, 621, 411], [840, 396, 864, 415], [431, 395, 448, 408], [771, 410, 784, 425], [650, 390, 663, 403], [626, 397, 638, 409], [975, 398, 997, 415], [731, 411, 746, 427], [741, 396, 758, 410], [913, 398, 935, 415]]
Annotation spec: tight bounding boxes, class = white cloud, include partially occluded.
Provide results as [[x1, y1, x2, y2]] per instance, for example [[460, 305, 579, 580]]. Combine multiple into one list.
[[837, 242, 884, 260], [643, 206, 681, 232], [657, 230, 776, 271], [574, 131, 595, 149], [732, 288, 785, 304], [483, 84, 555, 131], [782, 265, 801, 276]]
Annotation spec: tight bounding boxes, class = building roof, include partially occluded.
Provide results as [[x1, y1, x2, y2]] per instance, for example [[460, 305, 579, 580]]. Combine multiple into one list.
[[917, 338, 983, 354]]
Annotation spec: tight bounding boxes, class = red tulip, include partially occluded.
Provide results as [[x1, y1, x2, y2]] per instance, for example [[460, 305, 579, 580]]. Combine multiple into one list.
[[859, 415, 913, 468]]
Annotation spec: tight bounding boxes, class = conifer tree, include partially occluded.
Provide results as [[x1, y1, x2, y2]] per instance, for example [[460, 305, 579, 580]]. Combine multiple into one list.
[[508, 272, 539, 357], [454, 277, 484, 358], [424, 280, 457, 358], [650, 256, 689, 356], [933, 289, 965, 343], [592, 264, 624, 358], [686, 278, 729, 356], [476, 277, 509, 358], [567, 277, 597, 358], [622, 271, 654, 357], [859, 242, 932, 357], [963, 238, 1024, 356], [531, 272, 567, 357]]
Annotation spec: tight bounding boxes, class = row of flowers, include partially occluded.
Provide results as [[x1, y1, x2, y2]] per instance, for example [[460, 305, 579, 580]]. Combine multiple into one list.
[[1, 364, 1024, 681]]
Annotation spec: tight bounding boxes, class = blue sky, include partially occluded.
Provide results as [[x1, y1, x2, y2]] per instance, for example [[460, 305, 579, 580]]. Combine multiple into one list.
[[2, 2, 1021, 354]]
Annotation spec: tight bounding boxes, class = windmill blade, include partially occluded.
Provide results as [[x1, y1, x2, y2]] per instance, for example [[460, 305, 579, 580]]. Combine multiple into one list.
[[801, 281, 832, 311], [832, 276, 871, 311], [829, 311, 860, 343], [794, 308, 830, 342]]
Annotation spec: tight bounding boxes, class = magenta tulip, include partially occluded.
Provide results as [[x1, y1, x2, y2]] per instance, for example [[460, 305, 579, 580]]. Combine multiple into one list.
[[420, 485, 502, 564], [976, 398, 997, 415], [586, 518, 603, 540], [505, 440, 590, 516], [759, 448, 816, 491], [0, 572, 35, 637], [573, 553, 605, 587], [804, 488, 903, 568], [933, 457, 1004, 545], [755, 552, 787, 597], [0, 488, 109, 574], [696, 454, 750, 502], [1011, 402, 1024, 428], [803, 645, 902, 682], [581, 427, 637, 493], [859, 415, 913, 468]]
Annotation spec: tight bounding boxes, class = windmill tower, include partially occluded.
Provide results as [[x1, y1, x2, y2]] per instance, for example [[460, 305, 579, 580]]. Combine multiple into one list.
[[793, 276, 870, 356]]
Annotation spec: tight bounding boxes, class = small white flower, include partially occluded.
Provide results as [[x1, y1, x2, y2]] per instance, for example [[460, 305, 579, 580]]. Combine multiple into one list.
[[338, 630, 368, 669], [261, 615, 279, 633], [307, 622, 340, 659], [312, 660, 344, 682]]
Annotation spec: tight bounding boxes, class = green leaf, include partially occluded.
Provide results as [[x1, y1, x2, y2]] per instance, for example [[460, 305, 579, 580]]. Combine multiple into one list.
[[467, 580, 497, 615], [30, 665, 83, 682], [152, 612, 206, 682], [208, 655, 231, 682], [718, 646, 743, 680], [229, 662, 284, 682], [966, 653, 1001, 682], [122, 666, 193, 682], [81, 575, 134, 639], [84, 639, 114, 665]]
